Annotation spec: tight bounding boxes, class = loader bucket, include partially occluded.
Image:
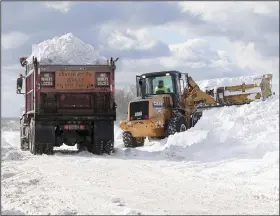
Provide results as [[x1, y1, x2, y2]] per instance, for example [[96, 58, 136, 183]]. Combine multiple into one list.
[[196, 74, 274, 111]]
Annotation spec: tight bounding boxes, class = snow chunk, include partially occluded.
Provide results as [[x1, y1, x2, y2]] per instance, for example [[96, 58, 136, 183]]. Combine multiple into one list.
[[26, 33, 107, 65]]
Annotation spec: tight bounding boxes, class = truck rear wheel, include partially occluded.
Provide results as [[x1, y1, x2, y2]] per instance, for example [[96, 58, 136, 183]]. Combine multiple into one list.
[[123, 132, 145, 148], [29, 118, 54, 155], [20, 126, 29, 151], [167, 114, 187, 136], [88, 120, 114, 155], [92, 141, 104, 155], [29, 119, 43, 155]]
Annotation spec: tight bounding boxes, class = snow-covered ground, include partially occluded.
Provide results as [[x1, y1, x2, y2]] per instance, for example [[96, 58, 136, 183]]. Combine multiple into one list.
[[2, 33, 278, 214], [2, 95, 279, 215]]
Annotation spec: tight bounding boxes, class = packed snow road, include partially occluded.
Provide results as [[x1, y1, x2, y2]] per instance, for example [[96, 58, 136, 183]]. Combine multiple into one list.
[[1, 97, 279, 215]]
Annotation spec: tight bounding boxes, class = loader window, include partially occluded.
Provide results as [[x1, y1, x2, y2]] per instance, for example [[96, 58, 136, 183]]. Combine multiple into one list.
[[144, 75, 175, 95]]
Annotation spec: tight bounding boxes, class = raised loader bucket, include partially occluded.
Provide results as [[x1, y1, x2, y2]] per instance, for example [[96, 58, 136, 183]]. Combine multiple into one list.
[[196, 74, 274, 110]]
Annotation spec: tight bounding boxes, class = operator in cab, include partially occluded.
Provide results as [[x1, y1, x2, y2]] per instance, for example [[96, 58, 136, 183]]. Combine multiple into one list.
[[154, 80, 171, 94], [155, 80, 167, 94]]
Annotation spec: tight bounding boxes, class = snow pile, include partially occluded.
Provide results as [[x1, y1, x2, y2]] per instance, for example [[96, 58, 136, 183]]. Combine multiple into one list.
[[116, 96, 279, 163], [115, 95, 279, 208], [1, 131, 24, 161], [163, 96, 279, 162], [26, 33, 107, 65]]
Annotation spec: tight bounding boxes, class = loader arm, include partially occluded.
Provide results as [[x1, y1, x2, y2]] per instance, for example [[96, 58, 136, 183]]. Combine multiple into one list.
[[184, 76, 216, 104], [187, 76, 200, 92], [188, 89, 216, 105], [182, 75, 217, 117]]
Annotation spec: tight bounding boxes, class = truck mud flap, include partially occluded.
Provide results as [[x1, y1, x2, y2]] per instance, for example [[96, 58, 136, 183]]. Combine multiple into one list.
[[93, 120, 114, 154], [35, 122, 55, 154]]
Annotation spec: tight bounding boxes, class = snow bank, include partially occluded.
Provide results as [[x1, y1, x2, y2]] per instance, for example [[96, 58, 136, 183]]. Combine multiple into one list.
[[163, 96, 279, 162], [115, 95, 279, 164], [114, 93, 279, 208], [26, 33, 107, 65], [1, 131, 24, 161]]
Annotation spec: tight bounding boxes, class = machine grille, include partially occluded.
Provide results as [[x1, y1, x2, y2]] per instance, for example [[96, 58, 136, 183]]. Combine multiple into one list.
[[129, 101, 149, 120]]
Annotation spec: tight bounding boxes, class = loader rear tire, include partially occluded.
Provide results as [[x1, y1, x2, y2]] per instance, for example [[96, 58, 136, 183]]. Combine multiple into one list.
[[123, 132, 144, 148], [167, 114, 187, 136]]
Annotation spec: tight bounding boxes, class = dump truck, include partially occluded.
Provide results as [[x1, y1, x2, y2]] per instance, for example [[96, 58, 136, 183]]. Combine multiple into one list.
[[120, 71, 273, 147], [17, 56, 118, 155]]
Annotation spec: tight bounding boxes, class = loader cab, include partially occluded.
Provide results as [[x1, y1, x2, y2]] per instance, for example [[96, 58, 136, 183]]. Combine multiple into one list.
[[137, 71, 188, 108]]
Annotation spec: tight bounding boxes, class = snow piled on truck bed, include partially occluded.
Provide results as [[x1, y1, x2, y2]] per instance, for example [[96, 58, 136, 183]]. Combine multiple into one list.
[[2, 73, 279, 214], [26, 33, 107, 65]]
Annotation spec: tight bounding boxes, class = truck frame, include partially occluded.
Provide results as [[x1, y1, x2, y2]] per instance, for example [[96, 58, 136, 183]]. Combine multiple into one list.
[[17, 56, 118, 155]]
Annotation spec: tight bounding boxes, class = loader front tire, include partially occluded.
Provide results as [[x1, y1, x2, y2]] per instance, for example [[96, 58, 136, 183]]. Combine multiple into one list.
[[191, 111, 203, 127], [123, 132, 144, 148], [167, 114, 187, 136]]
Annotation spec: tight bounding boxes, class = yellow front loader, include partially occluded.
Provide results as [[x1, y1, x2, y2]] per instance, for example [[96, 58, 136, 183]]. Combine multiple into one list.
[[120, 71, 274, 148]]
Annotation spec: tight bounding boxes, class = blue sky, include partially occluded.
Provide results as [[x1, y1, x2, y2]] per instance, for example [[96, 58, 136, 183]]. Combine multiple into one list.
[[1, 1, 279, 117]]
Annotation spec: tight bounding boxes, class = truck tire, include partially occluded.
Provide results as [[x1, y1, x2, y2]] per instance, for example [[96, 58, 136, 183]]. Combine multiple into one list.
[[103, 140, 114, 155], [44, 142, 54, 155], [88, 120, 114, 155], [123, 131, 145, 148], [29, 118, 43, 155], [167, 114, 187, 136], [29, 119, 54, 155], [87, 124, 104, 155], [92, 141, 104, 155], [20, 126, 29, 151]]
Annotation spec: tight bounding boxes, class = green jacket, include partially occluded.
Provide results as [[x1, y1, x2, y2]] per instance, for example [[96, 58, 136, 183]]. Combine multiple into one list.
[[155, 86, 167, 93]]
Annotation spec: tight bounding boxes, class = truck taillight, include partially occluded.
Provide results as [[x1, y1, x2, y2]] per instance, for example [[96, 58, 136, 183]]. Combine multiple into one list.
[[64, 125, 85, 130]]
